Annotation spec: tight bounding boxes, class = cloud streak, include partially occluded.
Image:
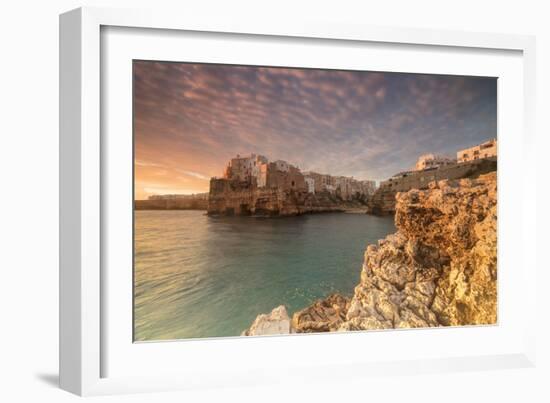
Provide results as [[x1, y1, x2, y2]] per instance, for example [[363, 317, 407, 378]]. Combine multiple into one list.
[[178, 170, 210, 180]]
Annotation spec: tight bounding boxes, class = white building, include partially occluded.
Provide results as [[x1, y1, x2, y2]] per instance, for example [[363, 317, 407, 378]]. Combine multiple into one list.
[[457, 138, 497, 163], [358, 180, 376, 195], [415, 153, 456, 171], [304, 176, 315, 193], [225, 153, 268, 183], [250, 154, 268, 183]]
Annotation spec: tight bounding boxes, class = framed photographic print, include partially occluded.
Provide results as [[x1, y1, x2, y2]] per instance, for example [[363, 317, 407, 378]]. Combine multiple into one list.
[[60, 7, 537, 396], [132, 61, 498, 341]]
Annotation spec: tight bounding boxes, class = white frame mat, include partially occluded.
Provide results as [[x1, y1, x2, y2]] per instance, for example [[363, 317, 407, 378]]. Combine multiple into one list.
[[59, 6, 537, 396]]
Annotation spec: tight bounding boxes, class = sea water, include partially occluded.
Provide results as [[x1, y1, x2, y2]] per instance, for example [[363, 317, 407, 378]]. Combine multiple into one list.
[[134, 210, 395, 341]]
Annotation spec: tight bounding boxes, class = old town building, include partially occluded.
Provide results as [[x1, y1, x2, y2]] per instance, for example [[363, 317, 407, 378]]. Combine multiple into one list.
[[414, 153, 456, 171], [224, 153, 268, 183], [457, 138, 497, 163]]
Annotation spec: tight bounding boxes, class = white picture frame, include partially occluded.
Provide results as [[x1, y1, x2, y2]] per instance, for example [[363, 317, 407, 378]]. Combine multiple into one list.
[[59, 6, 537, 396]]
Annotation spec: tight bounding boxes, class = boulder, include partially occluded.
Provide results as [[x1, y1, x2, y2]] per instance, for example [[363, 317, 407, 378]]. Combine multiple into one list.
[[241, 305, 292, 336]]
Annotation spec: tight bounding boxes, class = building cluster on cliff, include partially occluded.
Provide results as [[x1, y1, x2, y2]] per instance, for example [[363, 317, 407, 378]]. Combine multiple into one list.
[[222, 153, 376, 201], [414, 138, 497, 173], [379, 138, 497, 192], [456, 138, 497, 163], [415, 138, 497, 172], [365, 138, 497, 215]]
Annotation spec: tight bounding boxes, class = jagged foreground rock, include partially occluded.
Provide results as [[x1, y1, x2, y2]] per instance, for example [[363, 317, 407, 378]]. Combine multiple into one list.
[[242, 172, 497, 335], [292, 294, 350, 333], [241, 306, 293, 336]]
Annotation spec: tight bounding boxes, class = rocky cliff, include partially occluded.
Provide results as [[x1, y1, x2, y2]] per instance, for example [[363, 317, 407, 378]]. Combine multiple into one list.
[[365, 188, 397, 216], [208, 178, 368, 216], [242, 172, 497, 335]]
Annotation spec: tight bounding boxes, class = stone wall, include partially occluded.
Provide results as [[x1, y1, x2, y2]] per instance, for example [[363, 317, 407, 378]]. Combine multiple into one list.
[[265, 164, 307, 192], [367, 157, 496, 215]]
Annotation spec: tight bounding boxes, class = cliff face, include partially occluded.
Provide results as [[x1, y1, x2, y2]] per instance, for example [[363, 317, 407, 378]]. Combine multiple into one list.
[[365, 189, 397, 216], [242, 172, 497, 335], [208, 178, 367, 216]]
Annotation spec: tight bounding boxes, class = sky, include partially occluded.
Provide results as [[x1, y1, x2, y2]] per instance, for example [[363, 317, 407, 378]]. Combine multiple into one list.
[[134, 61, 497, 200]]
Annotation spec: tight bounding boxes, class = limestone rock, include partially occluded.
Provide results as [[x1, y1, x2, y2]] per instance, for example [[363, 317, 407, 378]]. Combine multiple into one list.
[[342, 172, 497, 330], [241, 305, 292, 336], [366, 188, 397, 215], [292, 294, 349, 333]]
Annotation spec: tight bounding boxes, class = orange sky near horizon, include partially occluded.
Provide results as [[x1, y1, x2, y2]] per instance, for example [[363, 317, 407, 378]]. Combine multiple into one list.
[[134, 164, 211, 200]]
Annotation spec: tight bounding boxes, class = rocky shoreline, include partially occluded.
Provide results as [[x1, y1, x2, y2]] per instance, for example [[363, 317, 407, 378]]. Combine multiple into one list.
[[242, 172, 497, 336]]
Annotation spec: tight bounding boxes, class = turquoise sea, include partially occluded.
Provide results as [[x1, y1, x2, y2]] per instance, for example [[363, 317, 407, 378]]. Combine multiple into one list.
[[134, 210, 395, 341]]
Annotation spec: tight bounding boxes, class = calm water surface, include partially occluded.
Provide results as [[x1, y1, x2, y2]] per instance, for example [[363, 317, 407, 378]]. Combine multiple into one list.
[[134, 210, 395, 341]]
